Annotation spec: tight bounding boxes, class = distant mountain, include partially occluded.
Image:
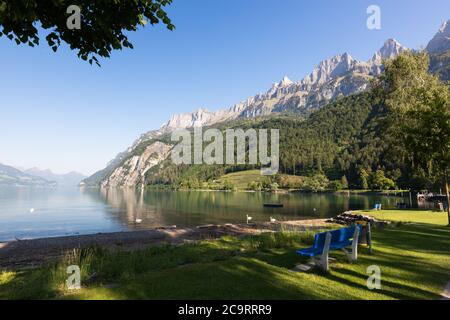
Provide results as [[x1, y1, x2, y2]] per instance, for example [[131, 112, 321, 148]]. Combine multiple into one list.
[[426, 20, 450, 54], [24, 168, 86, 186], [0, 163, 56, 187], [84, 20, 450, 188], [159, 39, 407, 131], [428, 20, 450, 81]]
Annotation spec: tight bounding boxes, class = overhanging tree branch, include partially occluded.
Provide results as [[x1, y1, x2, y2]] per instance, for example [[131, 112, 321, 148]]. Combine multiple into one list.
[[0, 0, 175, 66]]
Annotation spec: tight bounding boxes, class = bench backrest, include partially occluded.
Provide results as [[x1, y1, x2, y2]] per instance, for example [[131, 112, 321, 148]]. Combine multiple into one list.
[[313, 225, 362, 249], [329, 229, 344, 244], [318, 225, 361, 247], [313, 232, 329, 249], [341, 225, 356, 241]]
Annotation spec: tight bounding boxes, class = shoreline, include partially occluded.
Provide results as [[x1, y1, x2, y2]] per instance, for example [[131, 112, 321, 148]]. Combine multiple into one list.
[[143, 187, 412, 195], [0, 219, 330, 270]]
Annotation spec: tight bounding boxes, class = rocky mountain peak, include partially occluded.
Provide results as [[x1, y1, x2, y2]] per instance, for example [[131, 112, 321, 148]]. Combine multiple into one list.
[[371, 38, 407, 64], [426, 20, 450, 54], [279, 75, 294, 87], [439, 19, 450, 33], [301, 52, 358, 86], [380, 39, 405, 57], [267, 75, 295, 96]]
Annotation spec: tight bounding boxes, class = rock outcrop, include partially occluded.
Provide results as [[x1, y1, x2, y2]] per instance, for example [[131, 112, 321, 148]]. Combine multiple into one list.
[[100, 141, 171, 188]]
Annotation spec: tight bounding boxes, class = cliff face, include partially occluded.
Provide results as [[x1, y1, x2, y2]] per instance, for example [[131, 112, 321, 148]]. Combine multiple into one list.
[[100, 141, 171, 188]]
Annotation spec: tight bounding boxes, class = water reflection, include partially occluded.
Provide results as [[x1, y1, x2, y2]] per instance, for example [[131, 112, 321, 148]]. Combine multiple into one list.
[[0, 186, 411, 241], [84, 188, 409, 230]]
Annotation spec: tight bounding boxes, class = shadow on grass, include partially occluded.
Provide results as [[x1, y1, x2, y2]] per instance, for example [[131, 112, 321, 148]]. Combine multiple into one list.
[[110, 256, 368, 300], [1, 223, 449, 300], [373, 224, 450, 254], [0, 267, 59, 300], [330, 267, 437, 300]]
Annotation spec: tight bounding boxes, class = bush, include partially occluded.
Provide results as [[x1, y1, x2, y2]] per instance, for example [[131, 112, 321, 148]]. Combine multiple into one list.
[[222, 180, 235, 191], [370, 170, 397, 190], [268, 182, 279, 191], [328, 180, 344, 191], [278, 175, 305, 189], [302, 174, 329, 192], [247, 181, 263, 191]]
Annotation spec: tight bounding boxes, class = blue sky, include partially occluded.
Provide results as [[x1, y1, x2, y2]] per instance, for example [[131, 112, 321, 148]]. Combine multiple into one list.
[[0, 0, 448, 175]]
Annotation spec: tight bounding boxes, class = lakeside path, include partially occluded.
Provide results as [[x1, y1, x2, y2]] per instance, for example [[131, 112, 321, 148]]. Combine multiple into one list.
[[0, 219, 330, 270]]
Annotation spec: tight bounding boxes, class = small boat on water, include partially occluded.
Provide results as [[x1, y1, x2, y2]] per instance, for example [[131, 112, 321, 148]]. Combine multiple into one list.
[[263, 203, 284, 208]]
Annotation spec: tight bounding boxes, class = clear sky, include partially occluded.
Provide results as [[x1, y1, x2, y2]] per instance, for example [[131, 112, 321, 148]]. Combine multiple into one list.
[[0, 0, 449, 175]]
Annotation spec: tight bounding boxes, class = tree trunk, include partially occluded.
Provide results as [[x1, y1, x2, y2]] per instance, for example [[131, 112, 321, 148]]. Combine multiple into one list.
[[445, 170, 450, 226]]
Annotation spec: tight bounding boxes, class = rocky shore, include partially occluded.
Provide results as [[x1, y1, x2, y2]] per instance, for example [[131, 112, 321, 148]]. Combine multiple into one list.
[[0, 219, 332, 270]]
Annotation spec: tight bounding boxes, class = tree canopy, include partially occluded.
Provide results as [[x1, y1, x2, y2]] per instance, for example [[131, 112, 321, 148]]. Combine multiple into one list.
[[0, 0, 174, 65], [373, 52, 450, 220]]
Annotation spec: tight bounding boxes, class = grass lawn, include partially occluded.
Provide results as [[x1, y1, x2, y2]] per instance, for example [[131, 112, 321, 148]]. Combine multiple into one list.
[[0, 210, 449, 300], [359, 209, 449, 226], [217, 170, 301, 190], [217, 170, 265, 190]]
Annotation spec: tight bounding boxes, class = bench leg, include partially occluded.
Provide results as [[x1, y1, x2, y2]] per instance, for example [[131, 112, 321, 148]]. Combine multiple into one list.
[[313, 255, 329, 272], [342, 227, 360, 262], [351, 226, 360, 261], [314, 232, 331, 272], [341, 248, 355, 262], [367, 223, 373, 254]]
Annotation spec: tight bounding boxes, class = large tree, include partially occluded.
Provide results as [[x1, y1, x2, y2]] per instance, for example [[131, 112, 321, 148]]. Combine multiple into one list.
[[0, 0, 174, 65], [373, 52, 450, 223]]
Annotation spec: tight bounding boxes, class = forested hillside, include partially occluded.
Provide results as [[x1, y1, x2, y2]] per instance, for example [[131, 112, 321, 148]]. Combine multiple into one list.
[[144, 92, 417, 190]]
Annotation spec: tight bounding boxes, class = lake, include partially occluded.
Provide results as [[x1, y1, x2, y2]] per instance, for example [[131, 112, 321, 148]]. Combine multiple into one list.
[[0, 187, 413, 241]]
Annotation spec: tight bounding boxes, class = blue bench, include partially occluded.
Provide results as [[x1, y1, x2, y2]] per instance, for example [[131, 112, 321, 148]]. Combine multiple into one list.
[[296, 225, 362, 272]]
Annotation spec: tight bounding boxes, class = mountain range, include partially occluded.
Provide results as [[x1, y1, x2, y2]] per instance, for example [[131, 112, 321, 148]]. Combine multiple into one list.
[[159, 38, 406, 131], [0, 163, 56, 187], [23, 168, 86, 186], [83, 20, 450, 188], [0, 163, 85, 187]]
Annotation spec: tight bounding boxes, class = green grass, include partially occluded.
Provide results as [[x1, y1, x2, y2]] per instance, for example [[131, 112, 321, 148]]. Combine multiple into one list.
[[1, 211, 449, 300], [217, 170, 265, 190], [217, 170, 301, 190], [358, 209, 449, 226]]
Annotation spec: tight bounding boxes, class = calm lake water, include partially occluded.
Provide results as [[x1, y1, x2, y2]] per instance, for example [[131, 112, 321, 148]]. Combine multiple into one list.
[[0, 187, 412, 241]]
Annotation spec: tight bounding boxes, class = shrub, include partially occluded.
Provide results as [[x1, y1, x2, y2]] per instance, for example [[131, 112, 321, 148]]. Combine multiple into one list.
[[328, 180, 344, 191]]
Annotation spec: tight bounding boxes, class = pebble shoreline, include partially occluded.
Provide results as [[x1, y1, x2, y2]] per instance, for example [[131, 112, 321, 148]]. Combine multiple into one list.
[[0, 219, 332, 270]]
